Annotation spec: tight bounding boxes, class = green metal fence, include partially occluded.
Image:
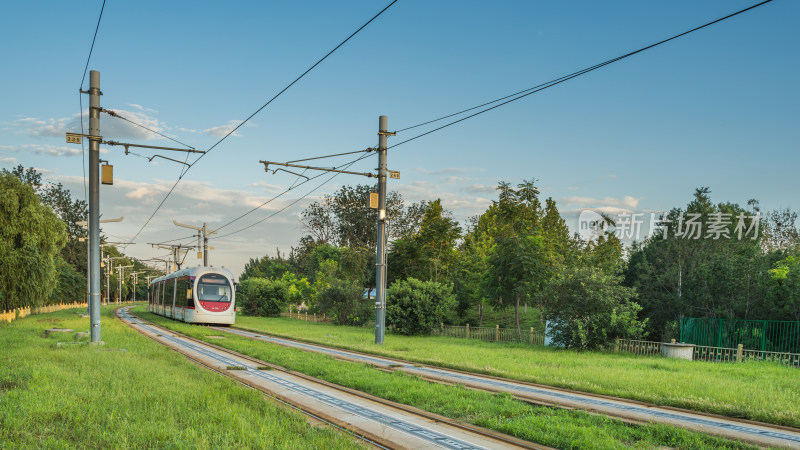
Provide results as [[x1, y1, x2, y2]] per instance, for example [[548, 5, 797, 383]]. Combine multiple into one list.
[[680, 318, 800, 354]]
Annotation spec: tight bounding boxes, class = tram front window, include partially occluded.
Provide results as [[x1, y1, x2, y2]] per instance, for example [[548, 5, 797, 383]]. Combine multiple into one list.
[[197, 273, 232, 303]]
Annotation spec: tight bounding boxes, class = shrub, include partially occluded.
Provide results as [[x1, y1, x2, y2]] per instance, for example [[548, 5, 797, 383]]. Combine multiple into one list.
[[316, 279, 369, 326], [237, 277, 289, 317], [387, 278, 456, 335], [543, 265, 646, 350]]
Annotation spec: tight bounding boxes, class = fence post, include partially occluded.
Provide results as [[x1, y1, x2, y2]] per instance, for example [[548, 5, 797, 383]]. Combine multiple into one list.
[[313, 313, 316, 322], [305, 311, 308, 321], [466, 323, 470, 338], [440, 322, 444, 332], [615, 337, 620, 353], [529, 327, 534, 344], [737, 344, 743, 363], [495, 324, 499, 342]]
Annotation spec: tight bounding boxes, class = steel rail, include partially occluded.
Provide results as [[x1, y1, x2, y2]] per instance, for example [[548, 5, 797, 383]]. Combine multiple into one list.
[[115, 308, 388, 449], [118, 307, 547, 450], [217, 324, 800, 448]]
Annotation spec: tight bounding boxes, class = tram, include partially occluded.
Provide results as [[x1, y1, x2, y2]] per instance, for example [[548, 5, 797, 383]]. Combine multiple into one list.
[[148, 266, 236, 325]]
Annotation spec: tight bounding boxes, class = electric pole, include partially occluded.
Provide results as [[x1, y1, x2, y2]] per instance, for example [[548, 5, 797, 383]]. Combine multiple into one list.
[[150, 243, 192, 270], [88, 70, 102, 343], [375, 116, 389, 345], [172, 220, 217, 266], [258, 115, 395, 345], [131, 272, 145, 304], [117, 265, 133, 303]]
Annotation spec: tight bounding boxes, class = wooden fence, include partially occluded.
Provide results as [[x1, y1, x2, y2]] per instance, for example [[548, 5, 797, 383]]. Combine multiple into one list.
[[434, 324, 546, 346], [280, 311, 331, 323], [0, 302, 89, 324], [616, 338, 800, 368]]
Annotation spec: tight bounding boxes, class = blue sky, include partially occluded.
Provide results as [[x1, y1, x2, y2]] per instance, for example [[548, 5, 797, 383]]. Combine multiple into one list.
[[1, 0, 797, 275]]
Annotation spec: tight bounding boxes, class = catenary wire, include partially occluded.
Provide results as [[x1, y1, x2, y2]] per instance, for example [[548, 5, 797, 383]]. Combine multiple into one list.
[[102, 108, 196, 150], [126, 1, 396, 244], [211, 152, 374, 240], [392, 0, 773, 147], [78, 0, 107, 202]]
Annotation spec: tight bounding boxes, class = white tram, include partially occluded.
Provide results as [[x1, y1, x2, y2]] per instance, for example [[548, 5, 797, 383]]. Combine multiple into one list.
[[148, 266, 236, 325]]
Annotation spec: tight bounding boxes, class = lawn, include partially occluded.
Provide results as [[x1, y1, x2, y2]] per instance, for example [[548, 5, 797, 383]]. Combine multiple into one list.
[[135, 307, 763, 449], [230, 314, 800, 428], [0, 306, 363, 449]]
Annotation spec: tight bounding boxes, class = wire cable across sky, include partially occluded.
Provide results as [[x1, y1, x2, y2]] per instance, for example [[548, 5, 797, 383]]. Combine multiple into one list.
[[391, 0, 773, 149], [127, 0, 398, 244]]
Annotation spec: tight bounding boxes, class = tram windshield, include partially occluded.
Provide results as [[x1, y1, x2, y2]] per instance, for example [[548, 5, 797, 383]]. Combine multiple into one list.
[[197, 273, 232, 303]]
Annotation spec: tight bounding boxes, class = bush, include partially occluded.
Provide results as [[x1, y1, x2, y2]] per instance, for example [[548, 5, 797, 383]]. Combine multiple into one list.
[[237, 277, 289, 317], [316, 279, 369, 326], [387, 278, 456, 335], [543, 265, 646, 350]]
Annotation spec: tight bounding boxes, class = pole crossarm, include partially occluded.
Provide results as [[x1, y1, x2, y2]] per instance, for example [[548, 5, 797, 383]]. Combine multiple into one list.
[[148, 154, 191, 166], [260, 160, 376, 178], [104, 140, 205, 154]]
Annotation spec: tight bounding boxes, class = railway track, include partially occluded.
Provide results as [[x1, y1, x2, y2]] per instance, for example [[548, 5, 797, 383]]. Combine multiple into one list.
[[117, 307, 549, 450], [209, 323, 800, 449]]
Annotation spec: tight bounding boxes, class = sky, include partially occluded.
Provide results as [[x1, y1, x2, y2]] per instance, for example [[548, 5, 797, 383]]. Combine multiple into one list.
[[1, 0, 798, 277]]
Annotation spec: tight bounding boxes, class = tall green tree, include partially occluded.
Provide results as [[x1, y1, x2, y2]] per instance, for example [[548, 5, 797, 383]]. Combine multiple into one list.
[[482, 179, 549, 333], [388, 199, 461, 283], [625, 188, 780, 340], [0, 173, 67, 309]]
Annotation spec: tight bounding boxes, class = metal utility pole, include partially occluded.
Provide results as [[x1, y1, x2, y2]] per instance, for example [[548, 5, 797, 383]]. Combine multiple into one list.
[[131, 272, 145, 304], [375, 115, 389, 345], [150, 243, 192, 271], [87, 70, 102, 343], [76, 218, 124, 308], [173, 220, 217, 266], [259, 115, 396, 345], [116, 265, 133, 303]]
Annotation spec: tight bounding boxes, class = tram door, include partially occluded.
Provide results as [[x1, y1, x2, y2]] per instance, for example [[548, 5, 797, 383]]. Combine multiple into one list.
[[176, 277, 188, 321]]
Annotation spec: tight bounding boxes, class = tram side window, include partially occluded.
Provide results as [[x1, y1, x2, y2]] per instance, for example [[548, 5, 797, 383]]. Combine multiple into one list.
[[176, 277, 188, 308], [168, 279, 176, 306], [160, 281, 166, 306]]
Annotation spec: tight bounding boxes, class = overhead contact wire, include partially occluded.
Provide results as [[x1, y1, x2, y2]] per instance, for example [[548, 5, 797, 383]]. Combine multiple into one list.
[[127, 1, 397, 244], [393, 0, 773, 147]]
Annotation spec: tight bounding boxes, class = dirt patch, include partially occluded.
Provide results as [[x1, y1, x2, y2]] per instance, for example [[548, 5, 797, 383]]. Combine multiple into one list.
[[0, 380, 21, 392]]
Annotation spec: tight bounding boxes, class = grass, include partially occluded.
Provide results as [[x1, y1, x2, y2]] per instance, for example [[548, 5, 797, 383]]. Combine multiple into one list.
[[0, 306, 364, 449], [135, 307, 763, 449], [229, 314, 800, 429]]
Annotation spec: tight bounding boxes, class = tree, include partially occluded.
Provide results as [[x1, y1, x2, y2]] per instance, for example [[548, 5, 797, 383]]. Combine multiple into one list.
[[769, 254, 800, 321], [0, 173, 67, 309], [486, 233, 547, 334], [624, 188, 780, 340], [240, 249, 292, 282], [5, 165, 89, 285], [387, 278, 456, 335], [482, 179, 548, 333], [300, 184, 406, 251], [544, 265, 645, 350], [388, 199, 461, 283]]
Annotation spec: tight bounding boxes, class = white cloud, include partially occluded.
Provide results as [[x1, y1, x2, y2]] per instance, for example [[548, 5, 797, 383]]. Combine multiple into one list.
[[561, 195, 642, 209], [415, 167, 486, 176], [0, 156, 18, 164], [7, 107, 177, 142], [0, 144, 82, 157], [203, 120, 243, 138], [461, 183, 495, 194]]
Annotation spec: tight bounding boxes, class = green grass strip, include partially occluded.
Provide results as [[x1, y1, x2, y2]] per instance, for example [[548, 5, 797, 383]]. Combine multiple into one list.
[[231, 315, 800, 428], [0, 307, 364, 449], [137, 308, 761, 449]]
